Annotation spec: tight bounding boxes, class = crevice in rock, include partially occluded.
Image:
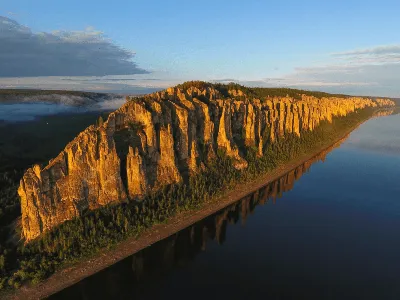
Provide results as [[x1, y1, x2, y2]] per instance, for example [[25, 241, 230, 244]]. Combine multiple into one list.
[[114, 126, 143, 198]]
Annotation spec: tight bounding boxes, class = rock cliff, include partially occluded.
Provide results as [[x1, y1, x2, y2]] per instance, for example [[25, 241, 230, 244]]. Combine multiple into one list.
[[18, 82, 396, 241], [128, 135, 356, 285]]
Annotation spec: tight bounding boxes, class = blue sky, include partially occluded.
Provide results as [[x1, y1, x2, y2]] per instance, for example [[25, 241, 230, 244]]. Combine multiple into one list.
[[1, 0, 399, 96]]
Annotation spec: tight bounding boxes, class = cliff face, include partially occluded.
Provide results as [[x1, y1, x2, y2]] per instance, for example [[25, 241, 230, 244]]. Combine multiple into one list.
[[18, 83, 395, 241], [116, 135, 354, 292]]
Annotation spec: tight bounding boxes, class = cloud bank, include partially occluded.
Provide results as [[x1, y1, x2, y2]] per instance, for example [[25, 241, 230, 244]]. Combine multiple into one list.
[[226, 44, 400, 97], [0, 74, 175, 95], [0, 16, 148, 77], [0, 20, 398, 98], [285, 45, 400, 96], [333, 45, 400, 59]]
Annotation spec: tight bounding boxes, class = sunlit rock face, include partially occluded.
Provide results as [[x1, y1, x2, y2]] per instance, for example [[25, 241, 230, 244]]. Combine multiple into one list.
[[18, 82, 395, 242], [375, 98, 396, 107]]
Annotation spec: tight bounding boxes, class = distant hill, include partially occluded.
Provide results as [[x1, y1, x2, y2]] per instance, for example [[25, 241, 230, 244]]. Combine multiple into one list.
[[0, 89, 116, 106], [0, 89, 108, 97]]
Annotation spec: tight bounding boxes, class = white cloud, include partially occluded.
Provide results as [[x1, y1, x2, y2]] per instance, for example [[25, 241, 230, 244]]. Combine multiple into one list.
[[331, 45, 400, 65], [210, 45, 400, 97], [256, 45, 400, 97], [333, 45, 400, 56], [1, 33, 399, 98], [0, 16, 147, 77]]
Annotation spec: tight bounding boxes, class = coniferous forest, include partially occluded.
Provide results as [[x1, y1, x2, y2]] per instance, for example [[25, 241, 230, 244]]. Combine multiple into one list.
[[0, 103, 379, 290]]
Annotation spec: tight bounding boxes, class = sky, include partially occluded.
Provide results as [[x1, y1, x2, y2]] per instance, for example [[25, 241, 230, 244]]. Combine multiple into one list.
[[0, 0, 399, 97]]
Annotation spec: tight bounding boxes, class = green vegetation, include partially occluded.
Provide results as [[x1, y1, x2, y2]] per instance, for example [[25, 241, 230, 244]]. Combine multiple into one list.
[[0, 113, 111, 257], [96, 116, 104, 127], [177, 81, 350, 100], [0, 106, 376, 291], [128, 121, 146, 134], [176, 81, 214, 91], [0, 112, 110, 290], [1, 82, 392, 292]]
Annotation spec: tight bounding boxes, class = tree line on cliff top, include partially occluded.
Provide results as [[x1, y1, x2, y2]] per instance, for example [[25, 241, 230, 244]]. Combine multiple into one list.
[[0, 104, 376, 291], [176, 81, 350, 100]]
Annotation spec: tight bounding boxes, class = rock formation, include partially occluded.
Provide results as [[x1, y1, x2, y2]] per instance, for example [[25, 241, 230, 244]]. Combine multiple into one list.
[[127, 135, 355, 287], [18, 82, 396, 241]]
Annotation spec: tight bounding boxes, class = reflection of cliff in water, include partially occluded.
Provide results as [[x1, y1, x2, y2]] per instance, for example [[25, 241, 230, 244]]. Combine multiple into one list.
[[50, 135, 349, 300], [372, 108, 396, 118]]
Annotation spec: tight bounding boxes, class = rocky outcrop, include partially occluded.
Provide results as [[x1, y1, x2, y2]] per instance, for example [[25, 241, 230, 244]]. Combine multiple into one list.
[[127, 135, 353, 286], [375, 98, 396, 107], [18, 82, 396, 241]]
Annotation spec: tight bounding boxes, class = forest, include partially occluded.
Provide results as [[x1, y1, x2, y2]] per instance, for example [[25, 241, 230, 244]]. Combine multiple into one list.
[[0, 103, 378, 291], [177, 81, 351, 100]]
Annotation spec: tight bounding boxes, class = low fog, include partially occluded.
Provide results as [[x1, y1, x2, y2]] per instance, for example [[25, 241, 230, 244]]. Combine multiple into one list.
[[0, 94, 127, 122]]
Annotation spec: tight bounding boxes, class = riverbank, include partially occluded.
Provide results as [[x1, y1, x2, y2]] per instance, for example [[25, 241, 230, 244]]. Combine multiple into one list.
[[3, 114, 373, 300]]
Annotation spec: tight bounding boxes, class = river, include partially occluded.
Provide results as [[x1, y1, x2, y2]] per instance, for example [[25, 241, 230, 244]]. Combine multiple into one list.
[[49, 113, 400, 300]]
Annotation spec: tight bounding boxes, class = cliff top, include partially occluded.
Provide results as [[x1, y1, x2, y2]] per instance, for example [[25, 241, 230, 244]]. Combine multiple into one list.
[[176, 81, 351, 100], [130, 81, 395, 105], [18, 80, 395, 243]]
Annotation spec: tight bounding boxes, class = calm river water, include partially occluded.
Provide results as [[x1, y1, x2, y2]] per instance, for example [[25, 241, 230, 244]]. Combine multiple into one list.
[[50, 113, 400, 300]]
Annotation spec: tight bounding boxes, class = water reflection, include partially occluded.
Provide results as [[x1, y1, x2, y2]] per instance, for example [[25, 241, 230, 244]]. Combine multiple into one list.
[[345, 110, 400, 156], [50, 134, 348, 300]]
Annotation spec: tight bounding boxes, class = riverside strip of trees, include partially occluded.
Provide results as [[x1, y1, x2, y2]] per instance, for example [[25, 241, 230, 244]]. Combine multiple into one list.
[[0, 82, 395, 291]]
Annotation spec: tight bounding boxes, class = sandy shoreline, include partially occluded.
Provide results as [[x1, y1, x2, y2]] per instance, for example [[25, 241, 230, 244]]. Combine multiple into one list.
[[3, 119, 367, 300]]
